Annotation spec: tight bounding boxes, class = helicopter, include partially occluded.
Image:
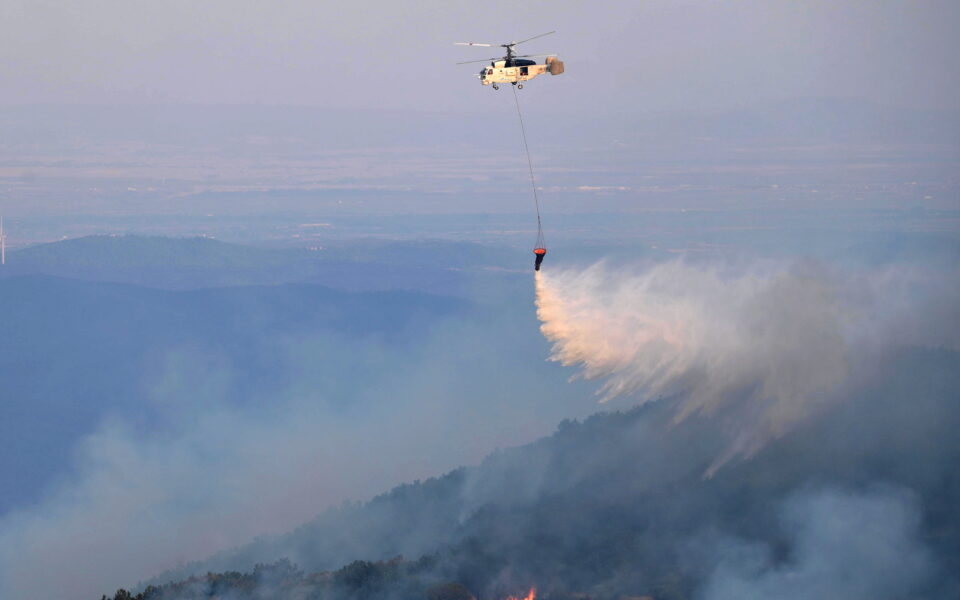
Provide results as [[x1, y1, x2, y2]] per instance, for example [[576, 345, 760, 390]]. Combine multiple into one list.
[[455, 31, 564, 90]]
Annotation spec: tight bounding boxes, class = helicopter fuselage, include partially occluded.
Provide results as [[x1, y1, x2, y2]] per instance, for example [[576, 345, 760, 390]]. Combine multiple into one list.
[[479, 57, 563, 87]]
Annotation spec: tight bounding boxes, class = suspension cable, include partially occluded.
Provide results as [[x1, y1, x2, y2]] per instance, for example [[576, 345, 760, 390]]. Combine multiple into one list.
[[512, 85, 545, 249]]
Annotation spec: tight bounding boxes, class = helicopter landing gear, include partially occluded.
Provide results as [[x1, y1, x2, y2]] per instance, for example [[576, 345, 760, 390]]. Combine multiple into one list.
[[517, 83, 524, 89], [492, 83, 500, 90]]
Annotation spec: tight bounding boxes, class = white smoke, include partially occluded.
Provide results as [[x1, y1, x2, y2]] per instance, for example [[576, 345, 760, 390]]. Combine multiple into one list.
[[535, 259, 959, 473], [699, 487, 953, 600]]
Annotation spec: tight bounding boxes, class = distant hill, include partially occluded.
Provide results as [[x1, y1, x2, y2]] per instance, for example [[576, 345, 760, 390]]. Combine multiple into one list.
[[0, 274, 470, 514], [138, 345, 960, 600], [7, 235, 287, 269], [0, 235, 519, 294]]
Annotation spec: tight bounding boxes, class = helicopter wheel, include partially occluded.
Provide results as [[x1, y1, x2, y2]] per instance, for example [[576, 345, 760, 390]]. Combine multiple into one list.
[[492, 83, 499, 90], [517, 83, 524, 89]]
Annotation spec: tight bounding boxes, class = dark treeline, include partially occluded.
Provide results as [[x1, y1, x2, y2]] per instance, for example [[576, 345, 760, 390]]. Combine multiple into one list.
[[103, 557, 475, 600]]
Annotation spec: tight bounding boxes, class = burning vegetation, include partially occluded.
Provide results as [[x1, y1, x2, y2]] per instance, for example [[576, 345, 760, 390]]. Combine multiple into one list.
[[506, 588, 536, 600]]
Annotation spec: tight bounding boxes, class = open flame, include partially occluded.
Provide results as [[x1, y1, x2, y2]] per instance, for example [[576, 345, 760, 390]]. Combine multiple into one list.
[[505, 588, 536, 600]]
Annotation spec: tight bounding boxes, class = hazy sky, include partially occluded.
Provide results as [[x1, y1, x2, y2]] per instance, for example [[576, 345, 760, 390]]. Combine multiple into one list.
[[2, 0, 958, 113]]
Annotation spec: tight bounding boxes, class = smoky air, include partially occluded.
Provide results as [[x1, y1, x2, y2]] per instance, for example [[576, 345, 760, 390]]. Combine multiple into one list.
[[1, 2, 959, 600]]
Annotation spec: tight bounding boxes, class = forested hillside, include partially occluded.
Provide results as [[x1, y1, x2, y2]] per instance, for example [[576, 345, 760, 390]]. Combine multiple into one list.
[[119, 345, 960, 600]]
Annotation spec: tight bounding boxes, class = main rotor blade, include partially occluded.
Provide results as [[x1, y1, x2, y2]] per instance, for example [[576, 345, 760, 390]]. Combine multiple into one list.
[[454, 42, 496, 47], [456, 53, 552, 64], [512, 31, 555, 46], [456, 57, 501, 65]]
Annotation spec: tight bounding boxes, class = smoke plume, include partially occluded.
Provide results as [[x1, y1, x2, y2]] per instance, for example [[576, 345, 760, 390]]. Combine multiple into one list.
[[535, 260, 958, 473], [0, 304, 593, 600]]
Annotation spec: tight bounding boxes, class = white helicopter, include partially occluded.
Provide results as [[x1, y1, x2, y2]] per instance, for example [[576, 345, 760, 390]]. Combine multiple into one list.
[[455, 31, 564, 90]]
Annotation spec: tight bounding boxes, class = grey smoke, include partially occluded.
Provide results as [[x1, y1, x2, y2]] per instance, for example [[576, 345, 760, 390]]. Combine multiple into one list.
[[0, 307, 594, 600], [699, 487, 955, 600]]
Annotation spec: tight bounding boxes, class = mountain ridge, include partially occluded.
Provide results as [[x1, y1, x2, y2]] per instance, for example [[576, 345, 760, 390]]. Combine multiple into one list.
[[0, 234, 520, 293]]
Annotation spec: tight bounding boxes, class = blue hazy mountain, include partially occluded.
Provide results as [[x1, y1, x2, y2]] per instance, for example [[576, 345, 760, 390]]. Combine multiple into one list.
[[1, 235, 520, 294], [0, 234, 544, 515], [138, 345, 960, 600], [0, 272, 471, 514]]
